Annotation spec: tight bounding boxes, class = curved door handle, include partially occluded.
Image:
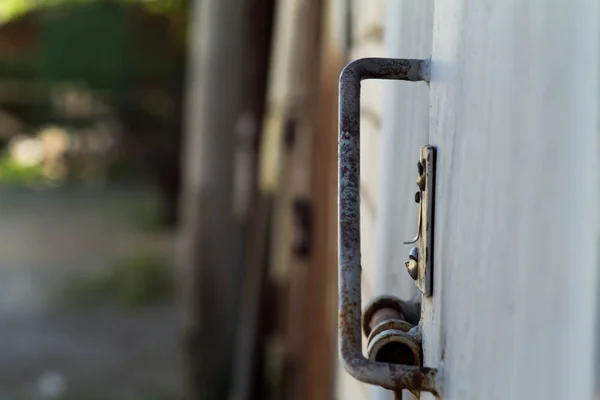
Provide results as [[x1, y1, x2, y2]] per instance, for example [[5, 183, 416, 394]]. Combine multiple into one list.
[[338, 58, 440, 395]]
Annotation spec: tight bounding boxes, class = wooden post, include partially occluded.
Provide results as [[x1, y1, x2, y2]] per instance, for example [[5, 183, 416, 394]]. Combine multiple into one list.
[[229, 0, 276, 399], [255, 0, 325, 399], [178, 1, 245, 399], [305, 0, 346, 398]]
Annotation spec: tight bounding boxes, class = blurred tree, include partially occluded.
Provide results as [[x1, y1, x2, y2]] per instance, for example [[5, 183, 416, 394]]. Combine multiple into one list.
[[0, 0, 188, 22], [0, 0, 189, 226]]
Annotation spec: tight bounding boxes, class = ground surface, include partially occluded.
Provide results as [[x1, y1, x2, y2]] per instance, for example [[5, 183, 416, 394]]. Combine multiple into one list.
[[0, 186, 180, 400]]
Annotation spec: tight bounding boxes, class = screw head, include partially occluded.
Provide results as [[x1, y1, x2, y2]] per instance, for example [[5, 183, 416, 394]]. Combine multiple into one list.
[[405, 260, 418, 280], [408, 247, 419, 261], [405, 247, 419, 280]]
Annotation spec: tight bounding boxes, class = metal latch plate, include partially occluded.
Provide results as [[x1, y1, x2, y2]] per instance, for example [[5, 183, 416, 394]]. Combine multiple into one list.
[[416, 146, 435, 296]]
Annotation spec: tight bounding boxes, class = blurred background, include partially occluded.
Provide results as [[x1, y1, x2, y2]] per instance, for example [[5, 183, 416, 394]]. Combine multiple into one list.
[[0, 0, 344, 399], [0, 1, 187, 399]]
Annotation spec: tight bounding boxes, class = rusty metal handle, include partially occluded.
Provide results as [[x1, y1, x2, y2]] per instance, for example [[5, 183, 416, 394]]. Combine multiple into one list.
[[338, 58, 440, 394]]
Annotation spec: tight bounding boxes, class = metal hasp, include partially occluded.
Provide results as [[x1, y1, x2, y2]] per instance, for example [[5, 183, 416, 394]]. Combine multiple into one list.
[[338, 57, 441, 395], [407, 146, 436, 296]]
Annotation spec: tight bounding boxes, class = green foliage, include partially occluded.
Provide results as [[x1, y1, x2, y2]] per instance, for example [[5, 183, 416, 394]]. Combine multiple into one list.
[[0, 154, 46, 185], [0, 0, 188, 22], [57, 247, 174, 308], [1, 0, 92, 21]]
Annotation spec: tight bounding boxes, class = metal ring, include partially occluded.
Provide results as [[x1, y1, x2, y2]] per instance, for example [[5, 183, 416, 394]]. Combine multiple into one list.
[[367, 318, 414, 345], [366, 329, 422, 366]]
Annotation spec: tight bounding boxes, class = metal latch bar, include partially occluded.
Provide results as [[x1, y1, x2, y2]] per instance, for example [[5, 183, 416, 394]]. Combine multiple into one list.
[[338, 57, 440, 395]]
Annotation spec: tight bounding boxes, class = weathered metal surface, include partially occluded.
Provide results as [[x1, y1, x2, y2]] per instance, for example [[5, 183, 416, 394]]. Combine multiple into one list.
[[403, 147, 436, 295], [361, 295, 420, 336], [414, 146, 436, 295], [338, 57, 440, 394], [362, 296, 425, 399], [362, 295, 420, 336], [368, 319, 414, 343], [362, 298, 422, 371], [366, 329, 421, 366]]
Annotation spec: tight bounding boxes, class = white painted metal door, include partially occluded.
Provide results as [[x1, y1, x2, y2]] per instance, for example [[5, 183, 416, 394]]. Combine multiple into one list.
[[378, 0, 599, 399]]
